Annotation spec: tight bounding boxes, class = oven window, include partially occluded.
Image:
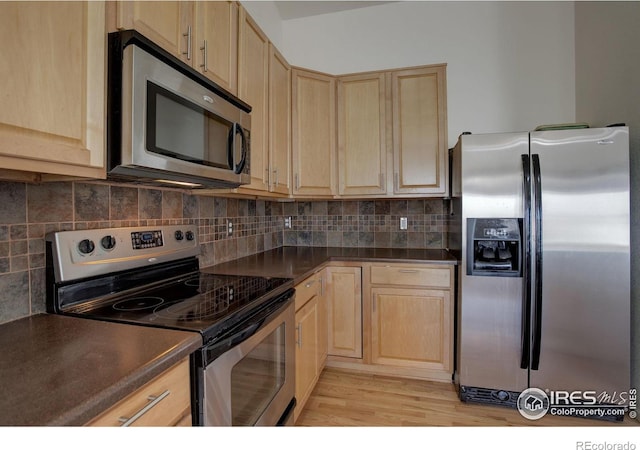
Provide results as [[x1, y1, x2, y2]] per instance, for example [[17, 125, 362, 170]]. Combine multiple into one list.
[[230, 323, 286, 426], [146, 81, 232, 169]]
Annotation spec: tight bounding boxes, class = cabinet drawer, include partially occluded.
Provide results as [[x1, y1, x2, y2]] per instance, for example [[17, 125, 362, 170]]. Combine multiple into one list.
[[295, 273, 322, 311], [87, 358, 191, 427], [370, 265, 451, 288]]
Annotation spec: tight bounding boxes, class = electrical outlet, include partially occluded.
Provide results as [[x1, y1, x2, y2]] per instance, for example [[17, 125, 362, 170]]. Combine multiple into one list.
[[227, 220, 233, 236], [400, 217, 408, 230], [284, 217, 292, 229]]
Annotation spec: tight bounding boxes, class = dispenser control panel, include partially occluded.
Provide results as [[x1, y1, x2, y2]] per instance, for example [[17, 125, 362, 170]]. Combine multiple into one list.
[[467, 218, 522, 277]]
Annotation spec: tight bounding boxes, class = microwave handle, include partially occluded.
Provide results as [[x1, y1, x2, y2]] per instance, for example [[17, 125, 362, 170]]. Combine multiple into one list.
[[227, 123, 248, 174]]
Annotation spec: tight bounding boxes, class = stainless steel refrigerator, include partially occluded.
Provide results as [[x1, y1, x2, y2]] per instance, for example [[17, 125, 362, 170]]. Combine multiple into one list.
[[450, 126, 630, 407]]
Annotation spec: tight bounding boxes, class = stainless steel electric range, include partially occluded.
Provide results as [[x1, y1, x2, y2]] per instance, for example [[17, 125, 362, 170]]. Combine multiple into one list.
[[45, 225, 296, 426]]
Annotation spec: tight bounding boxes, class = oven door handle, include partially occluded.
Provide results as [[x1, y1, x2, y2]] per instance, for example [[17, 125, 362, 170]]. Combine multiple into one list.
[[203, 291, 294, 363], [213, 320, 262, 356]]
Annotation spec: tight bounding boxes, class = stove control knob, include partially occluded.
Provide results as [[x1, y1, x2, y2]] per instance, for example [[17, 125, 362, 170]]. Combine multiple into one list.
[[78, 239, 95, 255], [101, 235, 116, 250], [175, 230, 184, 241], [185, 230, 195, 241]]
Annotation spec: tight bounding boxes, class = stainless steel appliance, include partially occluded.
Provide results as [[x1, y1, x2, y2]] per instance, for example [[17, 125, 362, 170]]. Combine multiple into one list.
[[46, 225, 295, 426], [450, 126, 630, 408], [107, 30, 251, 189]]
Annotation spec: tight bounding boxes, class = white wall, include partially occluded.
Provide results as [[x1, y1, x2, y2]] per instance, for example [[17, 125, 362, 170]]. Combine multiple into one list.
[[242, 1, 576, 147], [575, 1, 640, 417]]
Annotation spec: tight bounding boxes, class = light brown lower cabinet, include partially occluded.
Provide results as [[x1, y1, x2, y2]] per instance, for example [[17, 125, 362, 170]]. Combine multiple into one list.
[[86, 358, 191, 426], [324, 262, 454, 382], [325, 265, 362, 359], [370, 287, 451, 372], [293, 270, 327, 422], [294, 261, 454, 419]]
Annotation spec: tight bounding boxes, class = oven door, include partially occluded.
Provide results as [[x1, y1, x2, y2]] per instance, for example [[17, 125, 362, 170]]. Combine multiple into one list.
[[197, 290, 295, 426]]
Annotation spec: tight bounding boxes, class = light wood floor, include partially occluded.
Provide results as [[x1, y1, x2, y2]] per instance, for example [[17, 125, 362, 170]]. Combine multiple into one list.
[[296, 367, 638, 427]]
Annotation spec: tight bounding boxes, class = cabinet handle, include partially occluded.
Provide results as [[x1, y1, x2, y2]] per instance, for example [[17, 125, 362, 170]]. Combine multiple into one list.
[[379, 173, 385, 189], [273, 168, 279, 187], [295, 174, 300, 190], [398, 269, 419, 274], [118, 390, 171, 427], [182, 26, 192, 60], [320, 277, 324, 296], [394, 172, 399, 191], [296, 323, 302, 348], [265, 167, 271, 187], [305, 280, 316, 288], [199, 40, 208, 72], [372, 295, 376, 313]]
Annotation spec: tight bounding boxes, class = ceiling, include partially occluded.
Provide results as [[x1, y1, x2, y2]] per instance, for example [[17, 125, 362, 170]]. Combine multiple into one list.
[[274, 1, 396, 20]]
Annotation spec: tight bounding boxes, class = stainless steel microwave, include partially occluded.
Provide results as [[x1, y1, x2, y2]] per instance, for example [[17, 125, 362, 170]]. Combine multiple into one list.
[[107, 31, 251, 189]]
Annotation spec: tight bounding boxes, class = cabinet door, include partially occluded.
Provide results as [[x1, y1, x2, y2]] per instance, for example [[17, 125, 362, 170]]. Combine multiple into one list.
[[294, 296, 318, 422], [291, 69, 336, 197], [194, 1, 238, 94], [337, 73, 387, 196], [391, 65, 447, 195], [0, 1, 105, 179], [117, 1, 193, 65], [238, 7, 269, 191], [370, 287, 451, 371], [317, 272, 328, 367], [325, 266, 362, 358], [268, 45, 291, 195]]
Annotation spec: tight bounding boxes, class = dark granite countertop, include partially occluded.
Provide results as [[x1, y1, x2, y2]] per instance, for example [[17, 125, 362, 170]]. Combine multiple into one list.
[[0, 314, 201, 426], [203, 246, 457, 284]]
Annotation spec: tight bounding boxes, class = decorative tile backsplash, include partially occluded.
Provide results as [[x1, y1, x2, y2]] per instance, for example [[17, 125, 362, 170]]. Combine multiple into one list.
[[0, 179, 448, 324], [283, 199, 447, 249], [0, 181, 283, 324]]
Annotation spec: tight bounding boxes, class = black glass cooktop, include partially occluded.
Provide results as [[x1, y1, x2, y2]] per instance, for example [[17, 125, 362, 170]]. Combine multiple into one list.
[[63, 272, 293, 342]]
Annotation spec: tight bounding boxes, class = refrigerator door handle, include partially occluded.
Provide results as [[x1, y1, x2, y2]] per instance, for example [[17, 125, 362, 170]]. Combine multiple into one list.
[[531, 154, 543, 370], [520, 155, 532, 369]]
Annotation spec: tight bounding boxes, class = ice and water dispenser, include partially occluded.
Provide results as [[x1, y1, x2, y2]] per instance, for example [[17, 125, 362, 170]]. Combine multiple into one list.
[[467, 218, 522, 277]]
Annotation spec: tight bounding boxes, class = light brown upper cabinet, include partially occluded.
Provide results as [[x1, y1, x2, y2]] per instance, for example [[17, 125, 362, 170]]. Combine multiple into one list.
[[336, 65, 447, 198], [194, 1, 238, 94], [337, 73, 388, 196], [116, 1, 192, 65], [117, 1, 239, 94], [236, 9, 290, 196], [391, 65, 448, 195], [291, 69, 337, 197], [0, 1, 106, 181], [267, 44, 291, 195], [237, 7, 269, 191]]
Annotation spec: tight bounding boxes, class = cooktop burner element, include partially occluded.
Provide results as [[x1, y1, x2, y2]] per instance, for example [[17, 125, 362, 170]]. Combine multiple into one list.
[[45, 225, 294, 343]]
